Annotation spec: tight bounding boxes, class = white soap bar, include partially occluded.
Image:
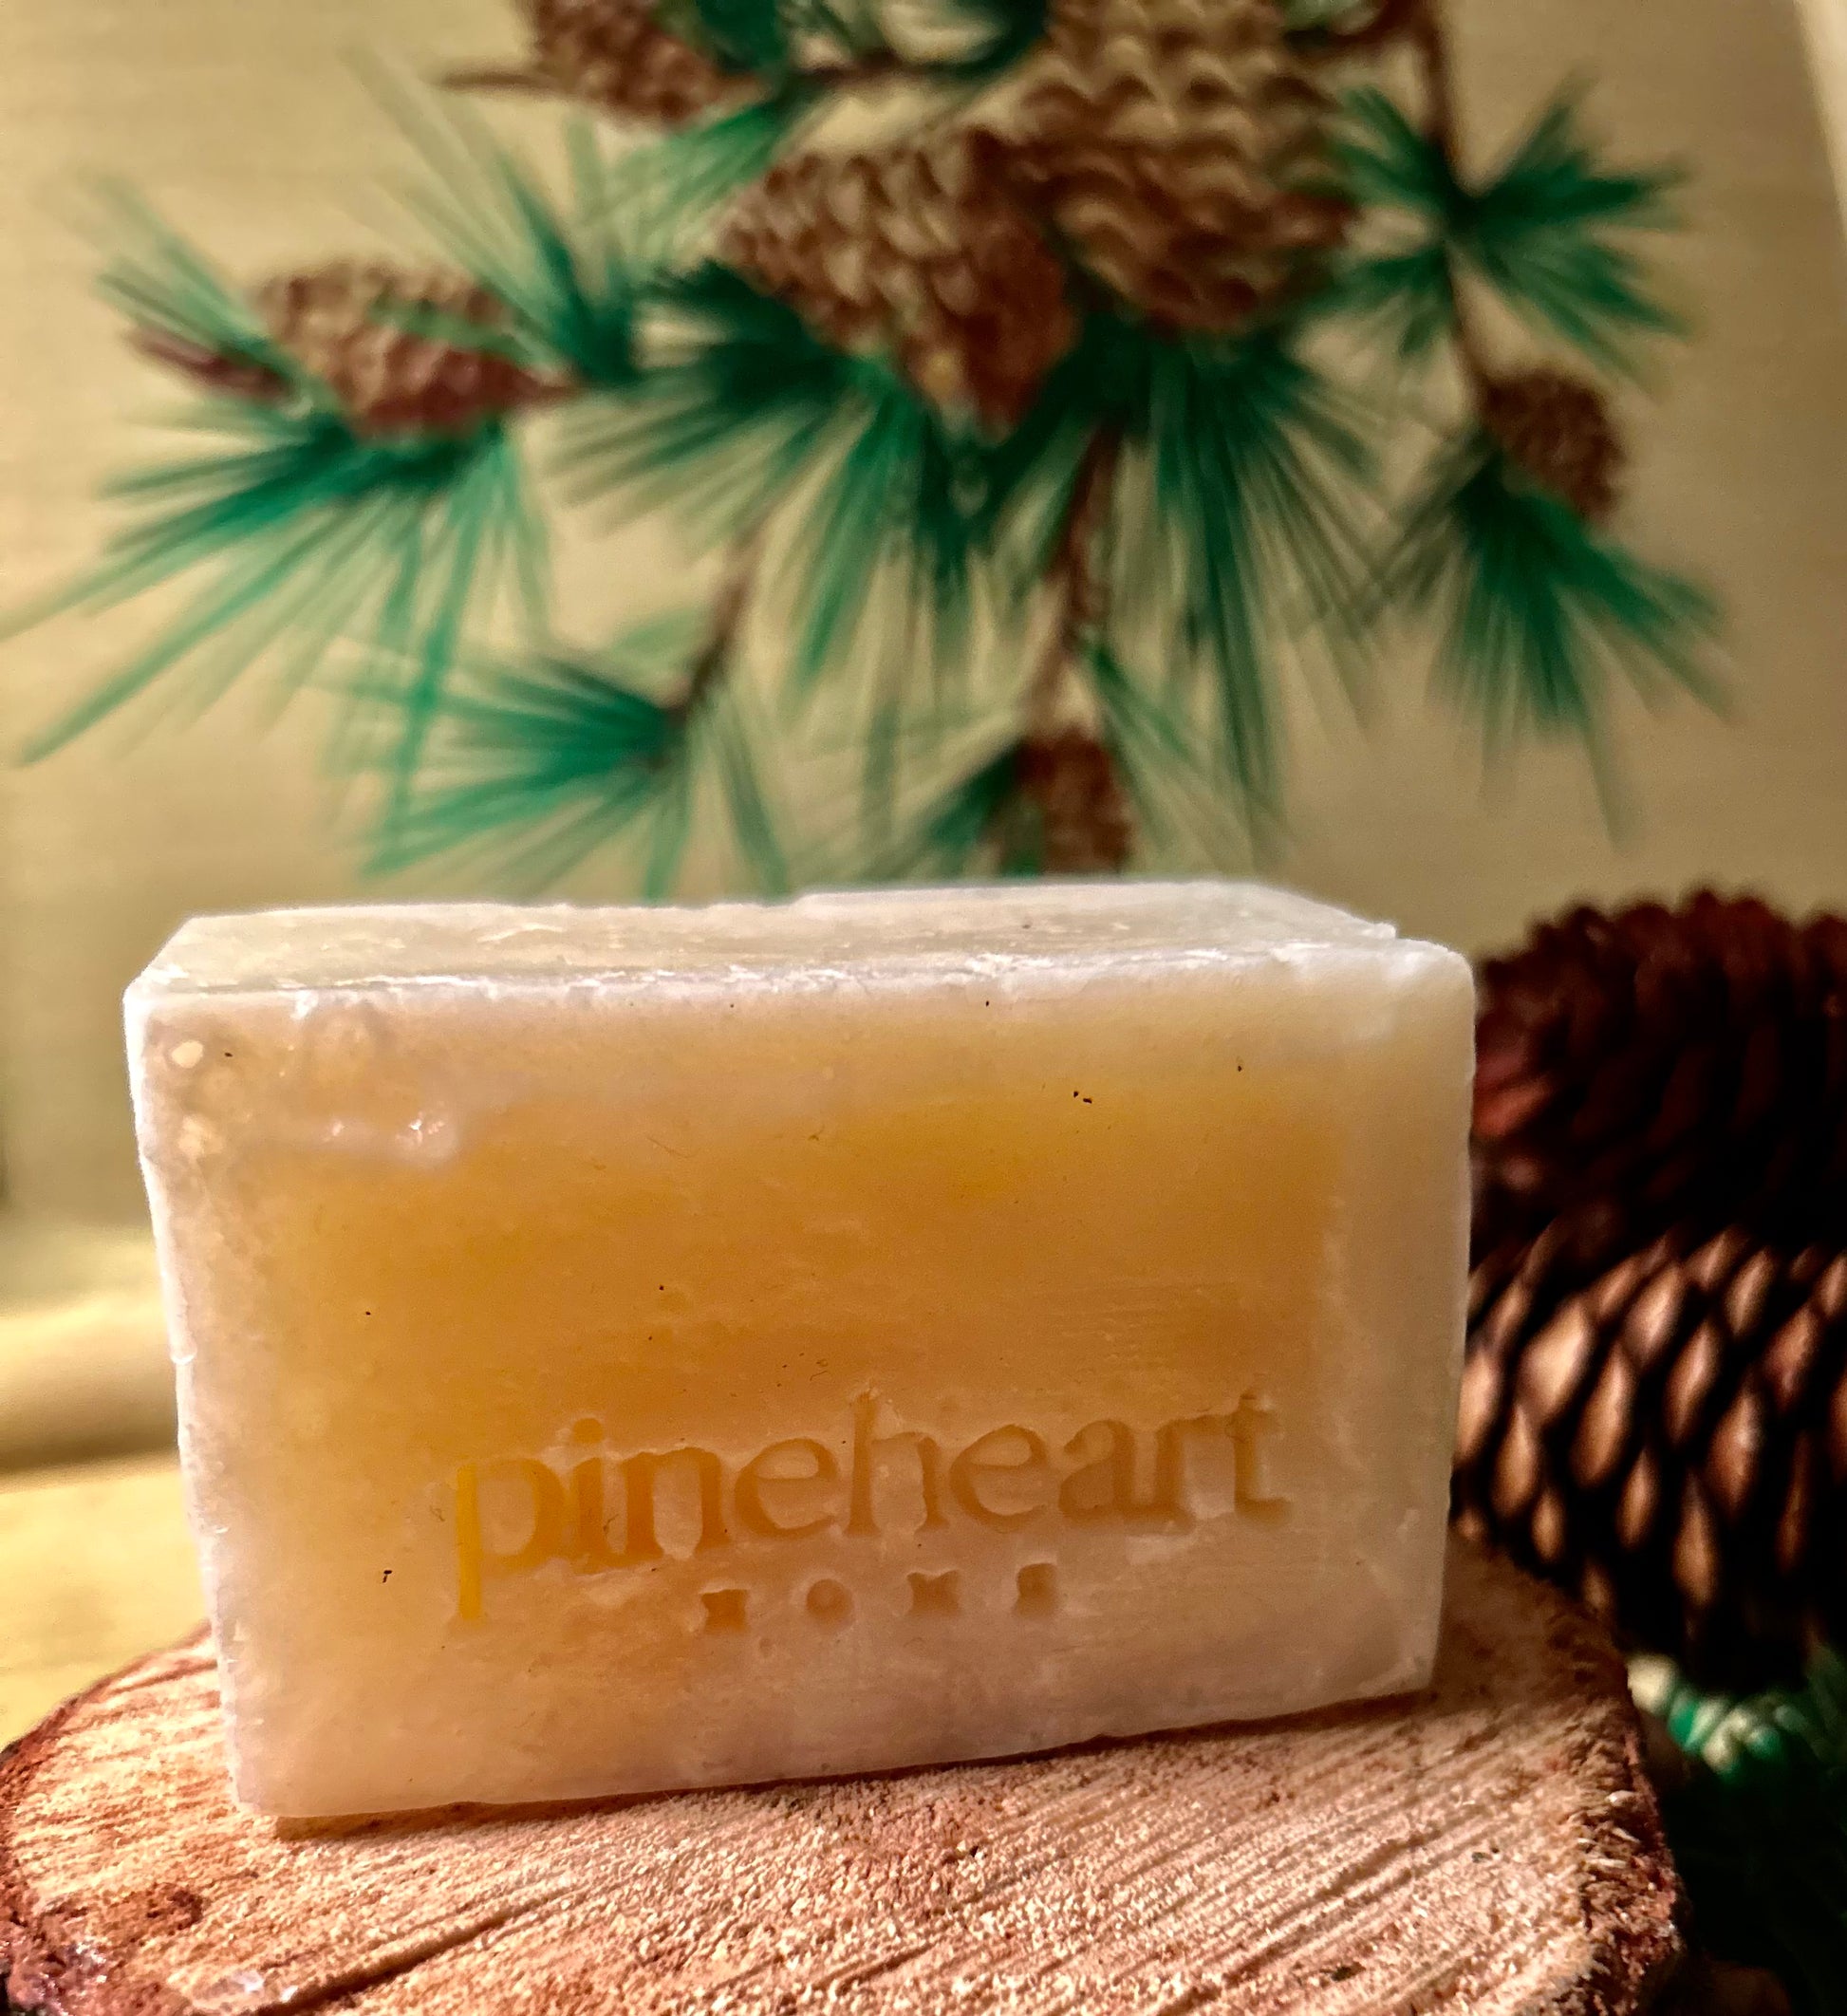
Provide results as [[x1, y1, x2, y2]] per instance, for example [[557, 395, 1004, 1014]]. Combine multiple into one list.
[[128, 881, 1474, 1817]]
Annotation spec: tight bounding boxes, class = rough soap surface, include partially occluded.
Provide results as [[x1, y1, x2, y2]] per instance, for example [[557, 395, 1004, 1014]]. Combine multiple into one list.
[[128, 882, 1475, 1816]]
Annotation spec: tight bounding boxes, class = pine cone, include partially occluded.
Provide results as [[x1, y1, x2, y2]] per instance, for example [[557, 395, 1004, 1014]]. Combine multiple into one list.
[[1460, 892, 1847, 1688], [977, 0, 1352, 333], [519, 0, 750, 122], [1017, 729, 1134, 872], [721, 133, 1077, 429], [255, 264, 562, 438], [1483, 369, 1624, 522], [1474, 893, 1847, 1264], [1456, 1219, 1847, 1688]]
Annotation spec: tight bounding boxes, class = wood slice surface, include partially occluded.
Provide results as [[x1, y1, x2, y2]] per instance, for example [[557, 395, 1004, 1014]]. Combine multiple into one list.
[[1, 1540, 1679, 2016]]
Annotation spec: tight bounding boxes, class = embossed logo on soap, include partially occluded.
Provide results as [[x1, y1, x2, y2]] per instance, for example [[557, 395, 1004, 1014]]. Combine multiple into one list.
[[455, 1391, 1288, 1621]]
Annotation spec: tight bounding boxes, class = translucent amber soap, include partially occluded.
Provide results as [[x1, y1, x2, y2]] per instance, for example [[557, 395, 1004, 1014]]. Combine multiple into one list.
[[128, 882, 1474, 1817]]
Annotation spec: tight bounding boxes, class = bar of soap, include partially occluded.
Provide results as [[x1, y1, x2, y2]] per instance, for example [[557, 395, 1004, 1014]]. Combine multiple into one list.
[[128, 881, 1475, 1817]]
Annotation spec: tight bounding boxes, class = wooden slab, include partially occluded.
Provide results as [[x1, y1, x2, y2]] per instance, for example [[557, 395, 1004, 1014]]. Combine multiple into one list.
[[0, 1540, 1680, 2015]]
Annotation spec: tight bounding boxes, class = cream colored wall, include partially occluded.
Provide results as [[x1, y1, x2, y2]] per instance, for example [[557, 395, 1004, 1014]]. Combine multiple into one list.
[[3, 0, 1847, 1222]]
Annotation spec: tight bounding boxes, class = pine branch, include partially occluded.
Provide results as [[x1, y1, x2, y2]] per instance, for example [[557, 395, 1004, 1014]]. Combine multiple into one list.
[[681, 525, 763, 712], [1406, 0, 1490, 401], [1024, 428, 1117, 738]]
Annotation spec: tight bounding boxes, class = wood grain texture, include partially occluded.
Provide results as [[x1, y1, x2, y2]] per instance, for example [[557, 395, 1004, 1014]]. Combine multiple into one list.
[[0, 1540, 1679, 2016]]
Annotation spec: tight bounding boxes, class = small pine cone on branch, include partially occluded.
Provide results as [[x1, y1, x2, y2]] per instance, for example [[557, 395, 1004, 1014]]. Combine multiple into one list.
[[1483, 369, 1625, 522], [256, 264, 564, 438], [1459, 892, 1847, 1689], [137, 264, 565, 438], [975, 0, 1353, 334], [721, 132, 1077, 429], [459, 0, 754, 124]]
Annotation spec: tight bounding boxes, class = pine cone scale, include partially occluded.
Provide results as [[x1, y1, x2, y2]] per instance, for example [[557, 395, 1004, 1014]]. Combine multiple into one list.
[[1571, 1348, 1634, 1489]]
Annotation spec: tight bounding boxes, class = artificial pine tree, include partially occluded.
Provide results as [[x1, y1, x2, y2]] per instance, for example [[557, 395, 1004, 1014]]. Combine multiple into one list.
[[9, 0, 1717, 887]]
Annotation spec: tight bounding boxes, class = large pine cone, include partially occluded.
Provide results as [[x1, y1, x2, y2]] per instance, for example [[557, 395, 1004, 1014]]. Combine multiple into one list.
[[721, 132, 1077, 429], [1483, 369, 1624, 523], [257, 265, 561, 438], [976, 0, 1352, 333], [1474, 893, 1847, 1264], [1458, 1220, 1847, 1687], [1460, 893, 1847, 1688], [518, 0, 751, 122]]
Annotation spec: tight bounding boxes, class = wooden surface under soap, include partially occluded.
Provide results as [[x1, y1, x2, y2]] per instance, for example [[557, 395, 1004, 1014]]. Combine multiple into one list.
[[0, 1540, 1680, 2015]]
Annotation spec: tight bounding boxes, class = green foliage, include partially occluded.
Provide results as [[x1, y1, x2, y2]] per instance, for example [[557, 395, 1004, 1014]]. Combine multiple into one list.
[[85, 187, 302, 399], [1337, 87, 1684, 371], [11, 400, 541, 775], [987, 314, 1374, 816], [671, 0, 790, 73], [1086, 643, 1245, 866], [3, 15, 1720, 885], [776, 366, 979, 702], [565, 263, 855, 541], [879, 738, 1028, 877], [1635, 1652, 1847, 2015], [383, 87, 793, 391], [371, 611, 785, 891], [1380, 427, 1714, 758]]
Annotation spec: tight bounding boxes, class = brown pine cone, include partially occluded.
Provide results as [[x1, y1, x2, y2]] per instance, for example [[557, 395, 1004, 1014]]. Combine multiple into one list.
[[1474, 892, 1847, 1268], [254, 264, 563, 438], [976, 0, 1352, 333], [721, 132, 1077, 429], [1483, 369, 1624, 523], [1457, 1218, 1847, 1687], [1017, 729, 1134, 872], [518, 0, 751, 122]]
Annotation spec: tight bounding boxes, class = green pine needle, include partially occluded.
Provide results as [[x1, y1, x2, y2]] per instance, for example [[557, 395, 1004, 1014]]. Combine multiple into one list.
[[1634, 1652, 1847, 2014], [13, 401, 540, 770], [365, 611, 785, 893], [1383, 427, 1717, 759], [1337, 87, 1457, 215], [1118, 325, 1374, 813], [563, 264, 854, 543], [979, 314, 1375, 817], [878, 739, 1029, 879], [1469, 93, 1686, 367], [1086, 642, 1250, 866], [1323, 244, 1456, 363], [84, 186, 305, 399], [1335, 86, 1686, 372], [629, 98, 806, 219], [777, 364, 978, 703], [664, 0, 791, 74], [380, 86, 681, 391]]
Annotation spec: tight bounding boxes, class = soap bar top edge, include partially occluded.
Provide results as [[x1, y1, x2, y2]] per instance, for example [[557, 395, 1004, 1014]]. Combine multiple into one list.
[[126, 881, 1458, 1003]]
